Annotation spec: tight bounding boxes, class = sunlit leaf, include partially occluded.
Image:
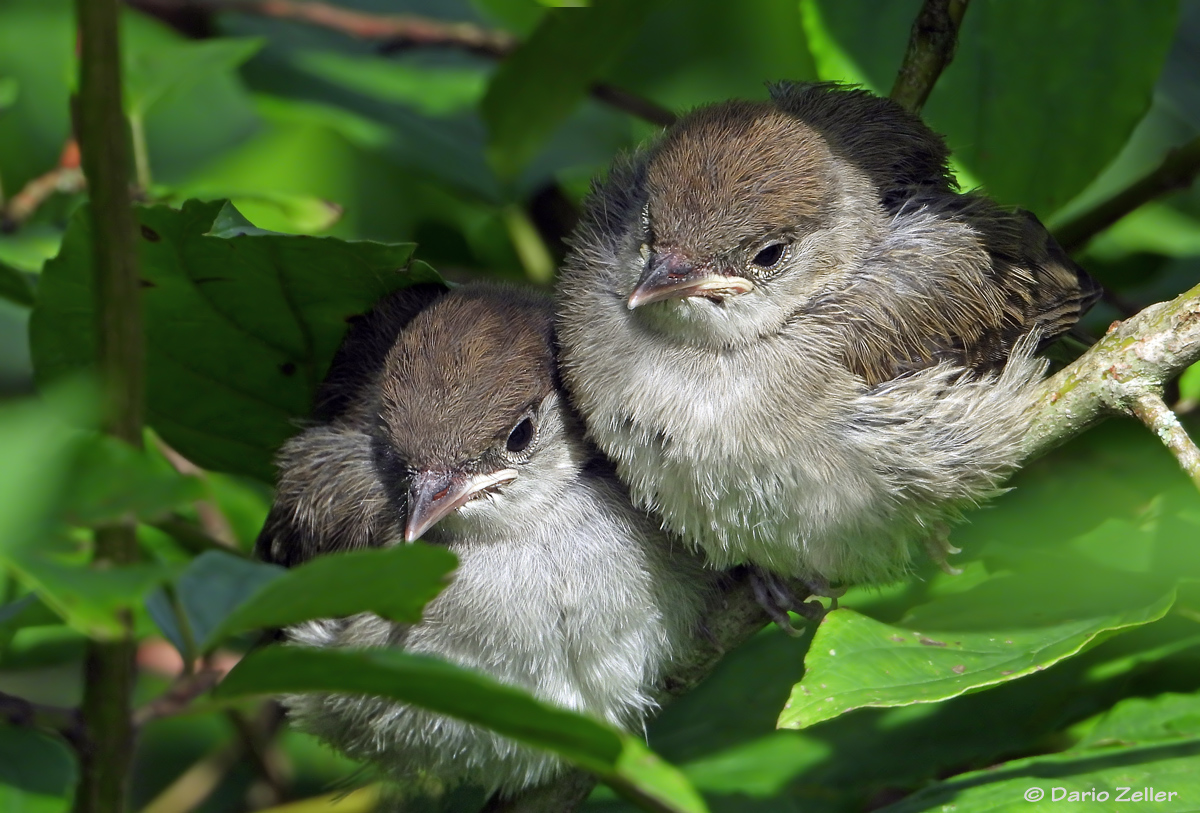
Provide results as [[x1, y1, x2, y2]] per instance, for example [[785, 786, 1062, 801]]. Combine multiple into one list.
[[880, 736, 1200, 812], [780, 575, 1175, 729]]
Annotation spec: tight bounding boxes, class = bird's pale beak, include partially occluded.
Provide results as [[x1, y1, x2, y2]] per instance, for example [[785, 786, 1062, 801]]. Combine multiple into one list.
[[405, 468, 518, 542], [628, 251, 754, 309]]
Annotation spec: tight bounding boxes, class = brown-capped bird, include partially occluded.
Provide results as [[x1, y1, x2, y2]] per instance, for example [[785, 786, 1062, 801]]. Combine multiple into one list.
[[556, 83, 1099, 611], [257, 284, 707, 794]]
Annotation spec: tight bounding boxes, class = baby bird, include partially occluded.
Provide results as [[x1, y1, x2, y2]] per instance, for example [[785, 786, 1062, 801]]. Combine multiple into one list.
[[257, 283, 707, 795], [556, 82, 1099, 595]]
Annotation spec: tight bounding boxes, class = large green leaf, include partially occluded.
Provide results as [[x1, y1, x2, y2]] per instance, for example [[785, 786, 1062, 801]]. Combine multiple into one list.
[[805, 0, 1178, 217], [124, 38, 264, 121], [30, 200, 439, 481], [780, 574, 1175, 730], [481, 0, 653, 179], [0, 726, 75, 813], [149, 544, 457, 654], [216, 646, 708, 813], [881, 737, 1200, 813], [1078, 691, 1200, 750], [11, 557, 178, 640]]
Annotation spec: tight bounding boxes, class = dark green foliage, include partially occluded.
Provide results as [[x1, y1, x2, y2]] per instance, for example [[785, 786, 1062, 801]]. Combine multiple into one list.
[[1, 1, 1199, 812]]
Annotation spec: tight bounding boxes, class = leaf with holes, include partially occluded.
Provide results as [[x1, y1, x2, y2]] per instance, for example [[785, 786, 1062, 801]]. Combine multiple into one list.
[[30, 200, 440, 481]]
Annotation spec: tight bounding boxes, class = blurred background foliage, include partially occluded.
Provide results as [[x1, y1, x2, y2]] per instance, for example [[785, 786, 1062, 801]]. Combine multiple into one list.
[[1, 0, 1200, 812]]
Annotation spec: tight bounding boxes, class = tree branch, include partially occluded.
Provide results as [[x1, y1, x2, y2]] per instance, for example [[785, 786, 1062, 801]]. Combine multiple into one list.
[[1052, 135, 1200, 253], [889, 0, 970, 113], [1025, 282, 1200, 470], [123, 0, 676, 127], [0, 690, 84, 745], [72, 1, 145, 812]]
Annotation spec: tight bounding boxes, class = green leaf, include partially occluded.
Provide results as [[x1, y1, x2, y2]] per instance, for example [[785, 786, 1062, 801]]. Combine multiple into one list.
[[216, 646, 708, 813], [12, 557, 177, 640], [807, 0, 1179, 217], [146, 551, 283, 657], [30, 200, 439, 481], [0, 726, 76, 813], [63, 433, 205, 526], [0, 258, 35, 306], [0, 384, 95, 562], [879, 737, 1200, 813], [1076, 691, 1200, 750], [0, 76, 18, 112], [156, 544, 457, 652], [293, 52, 488, 117], [1085, 203, 1200, 260], [779, 575, 1175, 730], [124, 37, 264, 120], [1181, 362, 1200, 404], [481, 0, 653, 179]]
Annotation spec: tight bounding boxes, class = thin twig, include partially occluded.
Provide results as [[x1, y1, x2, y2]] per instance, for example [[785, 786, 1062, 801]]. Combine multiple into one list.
[[123, 0, 674, 127], [138, 701, 286, 813], [0, 690, 85, 744], [889, 0, 970, 113], [1053, 135, 1200, 252], [0, 140, 84, 232], [73, 1, 146, 812], [134, 667, 227, 727], [1129, 392, 1200, 489], [156, 437, 239, 546], [226, 705, 292, 805], [1025, 282, 1200, 468]]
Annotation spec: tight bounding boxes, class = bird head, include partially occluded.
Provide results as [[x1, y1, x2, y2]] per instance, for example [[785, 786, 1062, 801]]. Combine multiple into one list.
[[621, 99, 889, 348], [370, 286, 581, 542]]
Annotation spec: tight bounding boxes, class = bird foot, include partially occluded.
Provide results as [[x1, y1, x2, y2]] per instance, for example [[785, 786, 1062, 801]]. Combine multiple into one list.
[[748, 567, 836, 636], [923, 523, 963, 575]]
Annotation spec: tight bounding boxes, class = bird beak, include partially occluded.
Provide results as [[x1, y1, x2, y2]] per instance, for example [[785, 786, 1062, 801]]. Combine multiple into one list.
[[628, 251, 754, 309], [404, 468, 519, 542]]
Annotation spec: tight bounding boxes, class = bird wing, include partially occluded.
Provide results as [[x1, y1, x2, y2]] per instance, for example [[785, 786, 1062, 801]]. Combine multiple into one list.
[[807, 193, 1101, 387]]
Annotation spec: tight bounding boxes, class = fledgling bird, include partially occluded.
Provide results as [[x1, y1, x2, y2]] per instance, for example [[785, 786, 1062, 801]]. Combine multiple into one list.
[[556, 82, 1100, 597], [256, 283, 707, 795]]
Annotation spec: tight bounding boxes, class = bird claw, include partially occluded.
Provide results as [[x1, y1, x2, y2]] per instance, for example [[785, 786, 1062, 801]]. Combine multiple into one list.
[[748, 567, 836, 635], [924, 523, 963, 575]]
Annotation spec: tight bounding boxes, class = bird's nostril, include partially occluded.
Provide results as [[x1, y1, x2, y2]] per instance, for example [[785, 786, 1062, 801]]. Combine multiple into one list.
[[432, 485, 451, 501]]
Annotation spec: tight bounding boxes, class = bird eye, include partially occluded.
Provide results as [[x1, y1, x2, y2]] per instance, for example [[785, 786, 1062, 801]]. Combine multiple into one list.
[[751, 243, 788, 269], [506, 417, 535, 453]]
